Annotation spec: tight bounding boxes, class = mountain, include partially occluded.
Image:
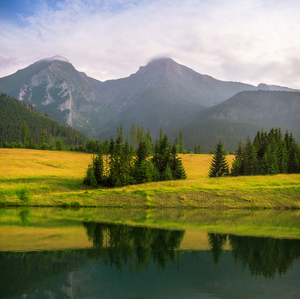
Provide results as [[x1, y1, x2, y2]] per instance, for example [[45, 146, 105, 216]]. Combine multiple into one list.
[[0, 57, 254, 139], [94, 58, 259, 139], [0, 93, 87, 147], [173, 90, 300, 152], [0, 56, 299, 144], [0, 56, 106, 138]]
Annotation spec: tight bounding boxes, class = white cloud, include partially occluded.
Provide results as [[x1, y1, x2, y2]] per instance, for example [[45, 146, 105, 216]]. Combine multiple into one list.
[[0, 0, 300, 88]]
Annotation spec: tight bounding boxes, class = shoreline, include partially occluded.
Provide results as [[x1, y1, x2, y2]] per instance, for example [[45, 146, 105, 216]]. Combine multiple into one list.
[[2, 187, 300, 209]]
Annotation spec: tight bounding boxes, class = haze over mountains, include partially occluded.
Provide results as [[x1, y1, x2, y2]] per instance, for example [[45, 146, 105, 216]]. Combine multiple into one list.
[[0, 56, 299, 151]]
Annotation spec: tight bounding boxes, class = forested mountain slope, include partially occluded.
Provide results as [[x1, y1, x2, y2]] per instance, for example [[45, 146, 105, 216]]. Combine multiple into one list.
[[174, 91, 300, 152], [0, 93, 87, 147]]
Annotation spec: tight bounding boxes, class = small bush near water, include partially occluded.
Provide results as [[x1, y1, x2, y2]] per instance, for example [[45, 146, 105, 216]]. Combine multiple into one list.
[[17, 187, 31, 202]]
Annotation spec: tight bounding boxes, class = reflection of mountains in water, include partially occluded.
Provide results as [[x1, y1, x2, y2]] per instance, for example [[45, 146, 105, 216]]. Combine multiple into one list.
[[1, 222, 300, 299]]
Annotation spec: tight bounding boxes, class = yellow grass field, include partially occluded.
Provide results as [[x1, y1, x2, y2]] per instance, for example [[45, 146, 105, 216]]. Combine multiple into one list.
[[0, 148, 300, 208]]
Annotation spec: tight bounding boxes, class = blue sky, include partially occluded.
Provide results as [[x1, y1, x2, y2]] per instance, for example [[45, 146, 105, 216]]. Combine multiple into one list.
[[0, 0, 300, 88]]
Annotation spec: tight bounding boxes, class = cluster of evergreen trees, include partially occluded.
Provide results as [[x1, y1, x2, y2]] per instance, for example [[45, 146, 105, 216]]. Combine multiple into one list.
[[231, 128, 300, 175], [83, 129, 187, 188], [209, 128, 300, 177]]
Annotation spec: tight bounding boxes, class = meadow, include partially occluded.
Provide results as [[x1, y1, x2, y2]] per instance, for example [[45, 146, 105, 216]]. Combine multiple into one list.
[[0, 148, 300, 208]]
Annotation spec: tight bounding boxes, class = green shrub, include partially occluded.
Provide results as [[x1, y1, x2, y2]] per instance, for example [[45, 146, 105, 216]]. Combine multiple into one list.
[[17, 187, 31, 202]]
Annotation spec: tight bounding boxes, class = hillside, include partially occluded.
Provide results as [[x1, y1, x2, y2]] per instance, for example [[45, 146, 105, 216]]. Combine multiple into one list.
[[174, 90, 300, 152], [0, 93, 88, 147]]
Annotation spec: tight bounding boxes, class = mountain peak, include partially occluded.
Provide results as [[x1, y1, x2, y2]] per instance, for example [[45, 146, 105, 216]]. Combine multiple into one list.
[[137, 57, 185, 78], [41, 55, 69, 63]]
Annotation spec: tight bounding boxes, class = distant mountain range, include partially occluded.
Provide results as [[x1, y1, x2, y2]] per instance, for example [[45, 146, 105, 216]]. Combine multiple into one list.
[[0, 56, 299, 151], [173, 90, 300, 152]]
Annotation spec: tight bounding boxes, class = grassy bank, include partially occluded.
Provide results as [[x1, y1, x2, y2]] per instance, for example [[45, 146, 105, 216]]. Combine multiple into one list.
[[0, 148, 300, 208], [1, 208, 300, 252]]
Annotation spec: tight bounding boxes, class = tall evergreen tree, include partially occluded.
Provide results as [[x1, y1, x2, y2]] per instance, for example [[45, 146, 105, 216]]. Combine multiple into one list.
[[170, 142, 187, 180], [130, 124, 137, 150], [22, 121, 28, 144], [179, 132, 184, 153], [231, 141, 244, 176], [278, 140, 289, 174], [209, 140, 229, 177], [92, 150, 105, 185]]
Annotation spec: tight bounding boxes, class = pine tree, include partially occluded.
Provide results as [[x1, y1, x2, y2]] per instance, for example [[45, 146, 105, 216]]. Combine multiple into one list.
[[83, 165, 97, 187], [278, 140, 288, 173], [194, 142, 198, 154], [162, 164, 173, 181], [231, 141, 244, 176], [22, 121, 28, 144], [56, 140, 63, 150], [170, 142, 187, 180], [134, 160, 153, 184], [179, 132, 184, 153], [92, 150, 106, 186], [159, 128, 164, 141], [130, 124, 137, 150], [209, 140, 229, 177]]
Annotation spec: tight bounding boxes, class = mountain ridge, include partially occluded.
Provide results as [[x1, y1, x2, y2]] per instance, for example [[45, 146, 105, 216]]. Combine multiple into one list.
[[0, 56, 299, 147]]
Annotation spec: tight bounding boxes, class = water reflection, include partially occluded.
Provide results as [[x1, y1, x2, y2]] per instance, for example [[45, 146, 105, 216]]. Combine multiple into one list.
[[207, 233, 300, 278], [1, 220, 300, 298], [83, 222, 185, 273]]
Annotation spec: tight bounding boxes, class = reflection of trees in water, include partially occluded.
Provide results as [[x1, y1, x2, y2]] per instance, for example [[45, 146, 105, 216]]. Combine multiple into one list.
[[208, 233, 300, 279], [83, 222, 185, 273], [18, 209, 30, 226], [207, 233, 227, 264]]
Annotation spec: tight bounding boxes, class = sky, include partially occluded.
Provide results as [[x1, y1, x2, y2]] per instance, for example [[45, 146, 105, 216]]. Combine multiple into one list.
[[0, 0, 300, 88]]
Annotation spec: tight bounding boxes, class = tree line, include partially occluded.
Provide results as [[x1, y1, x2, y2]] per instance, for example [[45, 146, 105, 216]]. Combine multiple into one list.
[[83, 126, 187, 188], [209, 128, 300, 177]]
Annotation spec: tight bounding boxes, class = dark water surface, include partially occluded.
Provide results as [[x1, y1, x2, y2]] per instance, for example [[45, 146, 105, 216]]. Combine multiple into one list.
[[0, 208, 300, 299]]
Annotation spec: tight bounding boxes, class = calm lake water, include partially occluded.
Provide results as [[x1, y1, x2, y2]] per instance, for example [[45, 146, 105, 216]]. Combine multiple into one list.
[[0, 208, 300, 299]]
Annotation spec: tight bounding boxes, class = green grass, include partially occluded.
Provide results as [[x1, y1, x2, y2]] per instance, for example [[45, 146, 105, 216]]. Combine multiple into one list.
[[0, 149, 300, 208]]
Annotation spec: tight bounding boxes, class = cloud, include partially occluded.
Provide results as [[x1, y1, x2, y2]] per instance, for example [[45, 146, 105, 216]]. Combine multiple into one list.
[[0, 0, 300, 88]]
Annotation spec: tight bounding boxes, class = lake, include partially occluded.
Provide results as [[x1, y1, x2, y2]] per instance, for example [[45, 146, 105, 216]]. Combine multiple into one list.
[[0, 207, 300, 299]]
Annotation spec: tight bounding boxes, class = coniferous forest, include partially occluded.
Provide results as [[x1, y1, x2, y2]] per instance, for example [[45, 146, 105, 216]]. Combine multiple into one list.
[[83, 127, 187, 188], [231, 128, 300, 175], [209, 128, 300, 177], [0, 93, 87, 148]]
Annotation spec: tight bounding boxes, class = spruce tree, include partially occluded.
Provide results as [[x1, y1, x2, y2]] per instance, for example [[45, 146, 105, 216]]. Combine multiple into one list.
[[83, 165, 98, 187], [179, 132, 184, 153], [231, 141, 244, 176], [209, 140, 229, 177], [130, 124, 137, 150], [134, 160, 153, 184], [278, 140, 288, 174], [22, 121, 28, 144], [170, 143, 187, 180], [194, 141, 198, 154], [162, 164, 173, 181], [92, 150, 106, 186]]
